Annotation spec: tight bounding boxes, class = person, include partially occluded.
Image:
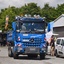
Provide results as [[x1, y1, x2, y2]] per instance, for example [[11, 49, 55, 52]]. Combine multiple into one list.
[[50, 35, 55, 56]]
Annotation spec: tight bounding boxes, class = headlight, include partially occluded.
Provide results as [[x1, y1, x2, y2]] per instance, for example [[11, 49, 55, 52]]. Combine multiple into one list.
[[18, 36, 20, 41], [42, 44, 46, 50], [17, 43, 22, 47], [43, 44, 46, 48], [15, 43, 22, 47]]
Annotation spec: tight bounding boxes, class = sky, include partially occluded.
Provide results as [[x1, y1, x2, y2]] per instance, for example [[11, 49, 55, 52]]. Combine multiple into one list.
[[0, 0, 64, 9]]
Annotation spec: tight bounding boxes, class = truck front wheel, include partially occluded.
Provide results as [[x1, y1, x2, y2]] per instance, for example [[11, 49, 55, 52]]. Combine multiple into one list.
[[40, 53, 45, 59], [13, 52, 18, 59], [8, 46, 13, 57]]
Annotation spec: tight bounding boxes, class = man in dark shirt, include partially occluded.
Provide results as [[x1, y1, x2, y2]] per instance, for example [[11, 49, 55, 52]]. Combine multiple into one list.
[[50, 35, 55, 56]]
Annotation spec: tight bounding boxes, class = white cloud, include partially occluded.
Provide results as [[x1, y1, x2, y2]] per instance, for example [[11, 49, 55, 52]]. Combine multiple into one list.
[[0, 0, 64, 9]]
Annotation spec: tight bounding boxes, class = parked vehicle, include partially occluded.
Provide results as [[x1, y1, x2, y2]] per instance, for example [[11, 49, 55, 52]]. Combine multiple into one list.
[[0, 33, 3, 46], [0, 33, 7, 46], [55, 37, 64, 57], [7, 15, 47, 59]]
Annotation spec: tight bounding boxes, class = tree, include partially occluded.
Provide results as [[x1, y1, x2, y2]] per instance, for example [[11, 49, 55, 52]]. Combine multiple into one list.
[[19, 3, 41, 16], [0, 3, 64, 31], [56, 3, 64, 16], [0, 6, 16, 30], [41, 3, 57, 22]]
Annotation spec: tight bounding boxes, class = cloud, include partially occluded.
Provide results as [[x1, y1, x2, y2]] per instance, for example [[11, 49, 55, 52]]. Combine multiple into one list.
[[0, 0, 64, 9]]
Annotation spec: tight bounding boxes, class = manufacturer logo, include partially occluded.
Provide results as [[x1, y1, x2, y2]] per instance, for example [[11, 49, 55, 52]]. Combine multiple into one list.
[[30, 38, 34, 42]]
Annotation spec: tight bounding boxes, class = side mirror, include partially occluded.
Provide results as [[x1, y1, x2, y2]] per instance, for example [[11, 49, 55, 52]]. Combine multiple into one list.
[[12, 22, 16, 31], [47, 21, 54, 32], [47, 23, 50, 32]]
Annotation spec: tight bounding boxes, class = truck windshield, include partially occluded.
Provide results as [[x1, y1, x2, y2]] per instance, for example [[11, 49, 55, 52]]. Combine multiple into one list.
[[16, 22, 45, 34]]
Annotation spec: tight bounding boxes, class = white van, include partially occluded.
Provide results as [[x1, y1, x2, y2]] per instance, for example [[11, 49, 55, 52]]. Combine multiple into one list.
[[55, 37, 64, 57]]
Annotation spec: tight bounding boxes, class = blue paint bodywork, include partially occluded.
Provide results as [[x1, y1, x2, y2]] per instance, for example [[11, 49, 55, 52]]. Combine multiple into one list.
[[7, 17, 47, 55]]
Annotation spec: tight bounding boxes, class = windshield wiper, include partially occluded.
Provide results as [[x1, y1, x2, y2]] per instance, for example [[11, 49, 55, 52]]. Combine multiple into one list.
[[34, 29, 44, 32], [20, 30, 31, 33]]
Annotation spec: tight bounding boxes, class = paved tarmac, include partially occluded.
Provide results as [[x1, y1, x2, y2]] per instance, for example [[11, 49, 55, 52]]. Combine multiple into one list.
[[0, 46, 64, 64]]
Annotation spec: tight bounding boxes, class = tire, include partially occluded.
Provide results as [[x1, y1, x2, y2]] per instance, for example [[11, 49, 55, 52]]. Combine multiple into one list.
[[13, 52, 18, 59], [40, 53, 45, 60], [56, 50, 59, 57], [8, 46, 13, 57]]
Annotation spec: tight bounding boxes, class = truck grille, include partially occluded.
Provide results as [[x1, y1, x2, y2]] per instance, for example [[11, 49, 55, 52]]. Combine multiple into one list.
[[24, 43, 41, 47], [23, 38, 42, 47]]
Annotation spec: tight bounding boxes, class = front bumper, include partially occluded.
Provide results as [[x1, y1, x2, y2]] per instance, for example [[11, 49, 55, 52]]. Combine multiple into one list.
[[14, 46, 46, 55], [24, 47, 40, 54]]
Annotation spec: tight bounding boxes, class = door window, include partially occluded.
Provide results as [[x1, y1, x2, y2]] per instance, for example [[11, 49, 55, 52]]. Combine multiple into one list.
[[61, 39, 64, 46], [56, 39, 61, 45]]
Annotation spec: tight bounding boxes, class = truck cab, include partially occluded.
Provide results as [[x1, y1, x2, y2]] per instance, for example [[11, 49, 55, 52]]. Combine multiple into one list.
[[7, 15, 47, 59]]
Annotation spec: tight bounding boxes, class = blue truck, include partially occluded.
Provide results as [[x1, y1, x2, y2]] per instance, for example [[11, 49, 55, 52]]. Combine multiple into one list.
[[7, 15, 47, 59]]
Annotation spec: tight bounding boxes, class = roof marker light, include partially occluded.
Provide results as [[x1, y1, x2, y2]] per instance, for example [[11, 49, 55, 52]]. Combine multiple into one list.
[[25, 14, 28, 17]]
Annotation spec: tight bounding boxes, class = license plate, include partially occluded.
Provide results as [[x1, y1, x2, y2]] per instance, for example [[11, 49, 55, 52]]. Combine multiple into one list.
[[18, 48, 22, 50], [30, 48, 35, 51]]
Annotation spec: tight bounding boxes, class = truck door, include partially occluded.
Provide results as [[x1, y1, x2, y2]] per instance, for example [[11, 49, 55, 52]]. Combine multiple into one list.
[[56, 39, 61, 53], [61, 39, 64, 55], [58, 39, 63, 55]]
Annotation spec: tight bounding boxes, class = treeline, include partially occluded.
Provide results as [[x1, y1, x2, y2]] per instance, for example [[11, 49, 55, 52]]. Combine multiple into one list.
[[0, 3, 64, 31]]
